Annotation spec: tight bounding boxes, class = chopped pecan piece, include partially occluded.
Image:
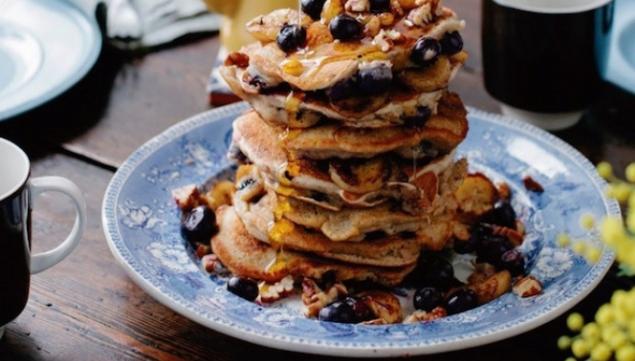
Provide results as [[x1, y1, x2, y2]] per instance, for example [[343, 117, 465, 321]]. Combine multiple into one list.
[[513, 276, 543, 298], [523, 176, 544, 193], [301, 278, 348, 317], [404, 307, 447, 323]]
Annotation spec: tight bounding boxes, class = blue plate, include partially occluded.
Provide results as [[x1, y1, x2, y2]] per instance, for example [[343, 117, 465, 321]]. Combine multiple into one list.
[[604, 0, 635, 94], [103, 103, 618, 357], [0, 0, 101, 121]]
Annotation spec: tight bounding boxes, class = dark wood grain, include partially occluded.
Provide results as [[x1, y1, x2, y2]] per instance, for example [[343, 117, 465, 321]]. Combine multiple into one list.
[[0, 1, 634, 360]]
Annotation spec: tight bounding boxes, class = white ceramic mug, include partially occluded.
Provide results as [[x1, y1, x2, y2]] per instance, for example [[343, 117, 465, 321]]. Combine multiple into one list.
[[0, 138, 86, 339]]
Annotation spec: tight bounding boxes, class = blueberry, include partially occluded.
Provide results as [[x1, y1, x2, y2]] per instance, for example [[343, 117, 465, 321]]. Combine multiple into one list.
[[455, 224, 491, 254], [411, 253, 455, 290], [357, 63, 393, 95], [329, 14, 363, 41], [476, 234, 514, 265], [440, 32, 463, 55], [483, 201, 517, 228], [327, 78, 357, 101], [413, 287, 443, 311], [454, 236, 477, 254], [277, 24, 306, 53], [227, 277, 259, 301], [318, 298, 358, 323], [370, 0, 391, 13], [411, 37, 441, 67], [301, 0, 327, 20], [402, 106, 431, 126], [181, 206, 217, 247], [445, 288, 478, 315], [500, 249, 525, 276]]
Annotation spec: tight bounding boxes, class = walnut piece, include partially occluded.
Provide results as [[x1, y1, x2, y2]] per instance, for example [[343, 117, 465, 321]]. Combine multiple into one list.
[[404, 307, 447, 323], [345, 0, 369, 12], [201, 254, 229, 275], [225, 52, 249, 68], [358, 291, 403, 324], [491, 224, 524, 247], [407, 4, 433, 26], [301, 278, 348, 317], [259, 276, 295, 303], [172, 184, 202, 211], [513, 276, 543, 298], [372, 29, 402, 52]]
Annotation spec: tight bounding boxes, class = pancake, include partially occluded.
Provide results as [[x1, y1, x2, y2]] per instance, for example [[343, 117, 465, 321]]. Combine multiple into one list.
[[233, 191, 421, 267], [221, 57, 464, 129], [222, 65, 444, 130], [231, 111, 467, 213], [283, 92, 468, 159], [239, 6, 465, 92], [212, 206, 416, 286], [234, 185, 461, 250]]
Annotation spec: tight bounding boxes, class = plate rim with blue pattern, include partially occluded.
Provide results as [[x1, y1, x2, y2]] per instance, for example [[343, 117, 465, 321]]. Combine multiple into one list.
[[102, 102, 618, 357]]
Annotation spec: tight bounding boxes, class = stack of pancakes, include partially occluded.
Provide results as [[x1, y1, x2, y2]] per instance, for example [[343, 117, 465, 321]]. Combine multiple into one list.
[[213, 0, 471, 287]]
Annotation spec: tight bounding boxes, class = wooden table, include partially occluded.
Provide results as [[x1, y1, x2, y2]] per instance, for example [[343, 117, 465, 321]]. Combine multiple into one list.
[[1, 1, 634, 360]]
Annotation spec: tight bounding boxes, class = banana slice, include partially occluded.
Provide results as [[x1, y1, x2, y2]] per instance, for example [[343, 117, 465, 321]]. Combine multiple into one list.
[[329, 157, 391, 194], [397, 56, 452, 92], [246, 9, 311, 43], [455, 173, 498, 217]]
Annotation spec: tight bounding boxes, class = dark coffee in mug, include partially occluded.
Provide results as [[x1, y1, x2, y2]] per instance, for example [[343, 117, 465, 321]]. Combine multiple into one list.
[[482, 0, 614, 129], [0, 138, 86, 337], [0, 175, 31, 326]]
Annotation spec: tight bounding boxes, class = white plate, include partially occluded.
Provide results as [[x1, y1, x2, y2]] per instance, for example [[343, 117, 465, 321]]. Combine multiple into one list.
[[0, 0, 101, 121]]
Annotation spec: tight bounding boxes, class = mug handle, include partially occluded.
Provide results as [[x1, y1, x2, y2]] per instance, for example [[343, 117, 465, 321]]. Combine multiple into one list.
[[29, 176, 87, 274]]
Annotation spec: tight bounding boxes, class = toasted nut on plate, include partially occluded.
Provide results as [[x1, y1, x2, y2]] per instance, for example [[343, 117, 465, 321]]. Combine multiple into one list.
[[469, 270, 512, 304], [491, 224, 524, 247], [172, 184, 201, 211], [201, 254, 229, 275], [513, 276, 543, 298], [358, 291, 403, 324], [302, 278, 348, 317], [225, 52, 249, 68], [467, 262, 497, 285], [259, 276, 295, 303], [523, 176, 544, 193], [404, 307, 447, 323], [497, 182, 510, 201]]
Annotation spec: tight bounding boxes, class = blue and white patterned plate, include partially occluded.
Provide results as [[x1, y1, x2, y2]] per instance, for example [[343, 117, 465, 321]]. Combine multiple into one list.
[[102, 103, 619, 357]]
